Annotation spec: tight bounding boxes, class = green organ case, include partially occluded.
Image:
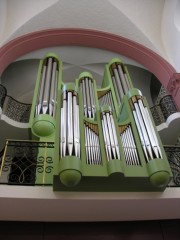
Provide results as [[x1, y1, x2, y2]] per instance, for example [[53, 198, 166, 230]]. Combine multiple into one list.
[[29, 54, 172, 191]]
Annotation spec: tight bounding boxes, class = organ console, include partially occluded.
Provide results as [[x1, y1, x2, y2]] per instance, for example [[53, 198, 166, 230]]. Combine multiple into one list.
[[29, 53, 172, 191]]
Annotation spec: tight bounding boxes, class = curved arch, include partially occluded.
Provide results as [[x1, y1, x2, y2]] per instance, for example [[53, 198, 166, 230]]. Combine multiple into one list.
[[0, 28, 179, 109]]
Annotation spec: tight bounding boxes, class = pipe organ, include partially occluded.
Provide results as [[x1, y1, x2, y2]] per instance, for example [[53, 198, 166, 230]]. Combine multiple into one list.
[[29, 54, 172, 191]]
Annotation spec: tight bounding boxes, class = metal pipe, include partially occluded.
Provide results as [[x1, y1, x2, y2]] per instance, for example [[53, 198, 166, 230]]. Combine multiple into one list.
[[102, 115, 111, 160], [92, 126, 98, 164], [95, 131, 101, 165], [128, 125, 139, 165], [138, 99, 159, 159], [113, 68, 124, 102], [82, 80, 87, 117], [87, 126, 91, 163], [93, 129, 98, 164], [117, 64, 129, 94], [104, 94, 108, 106], [36, 65, 46, 115], [126, 126, 136, 165], [132, 110, 149, 162], [144, 103, 162, 158], [110, 92, 115, 111], [123, 128, 131, 164], [91, 129, 96, 164], [89, 126, 94, 164], [62, 91, 67, 157], [121, 132, 127, 164], [112, 76, 121, 106], [67, 91, 73, 156], [120, 132, 125, 160], [107, 92, 114, 111], [122, 130, 129, 165], [49, 61, 57, 116], [106, 112, 116, 159], [76, 103, 80, 158], [88, 80, 93, 118], [85, 77, 91, 118], [109, 113, 120, 159], [88, 126, 94, 164], [42, 57, 53, 114], [93, 129, 97, 164], [91, 80, 96, 117], [134, 101, 153, 160], [124, 72, 131, 90], [52, 70, 58, 118], [60, 107, 63, 158], [105, 93, 110, 106], [84, 124, 89, 164], [89, 79, 96, 119], [86, 125, 90, 164], [73, 95, 78, 157]]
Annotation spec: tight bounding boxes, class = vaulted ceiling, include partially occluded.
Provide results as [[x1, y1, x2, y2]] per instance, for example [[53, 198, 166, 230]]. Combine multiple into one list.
[[0, 0, 180, 71]]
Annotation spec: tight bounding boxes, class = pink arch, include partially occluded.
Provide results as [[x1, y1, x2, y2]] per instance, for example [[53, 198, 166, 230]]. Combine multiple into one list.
[[0, 28, 179, 109]]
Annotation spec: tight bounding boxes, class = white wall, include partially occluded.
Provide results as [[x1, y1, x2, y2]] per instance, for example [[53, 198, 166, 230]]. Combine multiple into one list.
[[127, 65, 153, 107], [1, 60, 39, 103], [1, 0, 58, 45], [0, 0, 7, 42], [162, 0, 180, 71]]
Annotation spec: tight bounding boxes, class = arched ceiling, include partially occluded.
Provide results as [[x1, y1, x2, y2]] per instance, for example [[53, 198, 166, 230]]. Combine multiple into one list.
[[162, 0, 180, 71], [0, 0, 178, 68], [0, 0, 179, 108]]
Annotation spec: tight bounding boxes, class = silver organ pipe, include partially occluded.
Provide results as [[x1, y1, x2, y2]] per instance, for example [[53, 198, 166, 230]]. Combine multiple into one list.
[[36, 57, 58, 117], [113, 67, 124, 102], [80, 77, 96, 119], [49, 61, 58, 117], [84, 122, 102, 165], [99, 91, 114, 111], [120, 125, 140, 165], [110, 63, 131, 105], [101, 110, 120, 161], [130, 96, 162, 162], [60, 90, 80, 158]]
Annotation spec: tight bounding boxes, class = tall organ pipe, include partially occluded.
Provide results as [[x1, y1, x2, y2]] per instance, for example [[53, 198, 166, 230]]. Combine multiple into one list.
[[109, 61, 131, 106], [79, 75, 96, 119], [36, 57, 58, 117], [60, 88, 80, 158], [130, 94, 163, 162]]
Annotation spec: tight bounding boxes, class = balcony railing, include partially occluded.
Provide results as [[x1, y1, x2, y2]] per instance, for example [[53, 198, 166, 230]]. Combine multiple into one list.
[[0, 84, 7, 109], [0, 140, 54, 185], [0, 84, 31, 123], [0, 140, 180, 188], [151, 95, 178, 126], [2, 96, 31, 123], [164, 145, 180, 187]]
